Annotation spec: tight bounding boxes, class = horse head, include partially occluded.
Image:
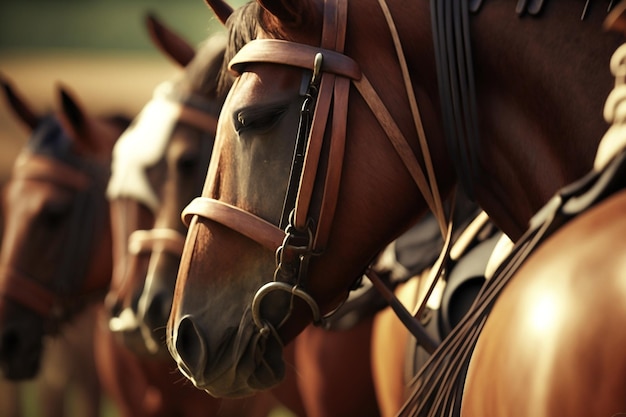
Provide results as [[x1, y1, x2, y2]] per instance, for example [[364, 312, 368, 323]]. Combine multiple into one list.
[[0, 76, 126, 379], [105, 13, 227, 357], [168, 0, 624, 402], [167, 0, 456, 397]]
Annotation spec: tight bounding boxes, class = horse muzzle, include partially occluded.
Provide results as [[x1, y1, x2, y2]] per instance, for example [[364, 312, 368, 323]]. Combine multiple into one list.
[[168, 312, 286, 397], [0, 320, 43, 380]]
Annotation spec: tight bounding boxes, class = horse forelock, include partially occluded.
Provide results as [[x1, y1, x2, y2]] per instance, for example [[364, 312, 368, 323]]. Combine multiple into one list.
[[217, 2, 262, 95], [178, 34, 228, 101], [219, 1, 322, 94]]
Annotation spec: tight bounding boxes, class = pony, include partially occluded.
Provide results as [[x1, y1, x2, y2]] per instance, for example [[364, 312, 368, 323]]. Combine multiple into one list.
[[0, 74, 126, 417], [166, 0, 626, 416], [108, 12, 380, 417]]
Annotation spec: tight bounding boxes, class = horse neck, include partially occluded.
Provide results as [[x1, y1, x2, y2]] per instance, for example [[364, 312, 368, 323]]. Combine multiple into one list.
[[394, 3, 624, 240], [343, 1, 625, 242]]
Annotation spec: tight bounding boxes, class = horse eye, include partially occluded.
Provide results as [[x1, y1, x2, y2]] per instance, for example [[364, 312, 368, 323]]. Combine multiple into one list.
[[234, 108, 286, 134]]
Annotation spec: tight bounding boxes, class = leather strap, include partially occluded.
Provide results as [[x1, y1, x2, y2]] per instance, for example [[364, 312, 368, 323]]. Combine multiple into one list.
[[0, 265, 57, 317], [183, 198, 285, 251], [430, 0, 480, 199], [12, 153, 91, 190], [178, 105, 218, 135], [374, 0, 448, 237], [229, 40, 361, 81], [128, 228, 186, 256]]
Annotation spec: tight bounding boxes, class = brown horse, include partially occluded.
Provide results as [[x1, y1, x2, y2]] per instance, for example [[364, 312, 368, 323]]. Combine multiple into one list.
[[109, 13, 379, 417], [166, 0, 626, 416], [94, 14, 285, 417], [0, 75, 125, 416]]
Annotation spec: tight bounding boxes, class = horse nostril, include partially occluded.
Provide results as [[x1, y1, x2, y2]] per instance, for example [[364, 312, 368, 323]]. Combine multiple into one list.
[[175, 315, 208, 376], [0, 328, 21, 359]]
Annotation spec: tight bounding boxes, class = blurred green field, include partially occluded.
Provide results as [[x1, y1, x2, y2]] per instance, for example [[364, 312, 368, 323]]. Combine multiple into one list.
[[0, 0, 232, 52], [4, 378, 296, 417]]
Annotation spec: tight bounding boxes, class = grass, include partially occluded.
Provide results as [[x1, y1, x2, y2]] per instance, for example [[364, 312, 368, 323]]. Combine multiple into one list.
[[9, 376, 297, 417]]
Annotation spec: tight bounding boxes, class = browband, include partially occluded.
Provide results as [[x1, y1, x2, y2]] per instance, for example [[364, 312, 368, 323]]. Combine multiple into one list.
[[229, 39, 362, 81]]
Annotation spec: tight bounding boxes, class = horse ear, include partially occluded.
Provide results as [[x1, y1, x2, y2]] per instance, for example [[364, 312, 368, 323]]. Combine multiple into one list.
[[0, 73, 40, 131], [204, 0, 233, 25], [257, 0, 308, 26], [145, 12, 196, 67], [56, 84, 100, 153]]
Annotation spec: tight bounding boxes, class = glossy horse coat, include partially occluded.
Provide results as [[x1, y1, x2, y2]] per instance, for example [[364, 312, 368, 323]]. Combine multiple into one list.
[[168, 1, 626, 415]]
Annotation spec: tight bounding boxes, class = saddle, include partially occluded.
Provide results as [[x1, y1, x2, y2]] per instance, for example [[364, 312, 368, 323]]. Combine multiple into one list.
[[401, 130, 626, 417]]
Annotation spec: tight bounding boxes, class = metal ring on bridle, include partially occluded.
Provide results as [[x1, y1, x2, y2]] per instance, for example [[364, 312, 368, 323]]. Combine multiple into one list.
[[251, 281, 322, 332]]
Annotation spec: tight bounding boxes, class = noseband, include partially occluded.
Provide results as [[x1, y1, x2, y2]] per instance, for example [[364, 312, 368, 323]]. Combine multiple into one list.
[[183, 0, 448, 339]]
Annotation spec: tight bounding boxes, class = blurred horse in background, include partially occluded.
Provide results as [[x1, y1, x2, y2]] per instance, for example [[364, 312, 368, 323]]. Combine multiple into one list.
[[98, 14, 284, 417], [0, 74, 127, 417]]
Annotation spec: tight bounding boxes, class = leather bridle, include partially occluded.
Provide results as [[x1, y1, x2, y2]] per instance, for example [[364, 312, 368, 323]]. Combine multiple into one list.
[[0, 152, 107, 327], [182, 0, 449, 342], [107, 82, 218, 311]]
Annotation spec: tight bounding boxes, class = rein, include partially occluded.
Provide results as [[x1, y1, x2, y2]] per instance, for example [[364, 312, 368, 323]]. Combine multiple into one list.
[[182, 0, 449, 345], [0, 153, 107, 326]]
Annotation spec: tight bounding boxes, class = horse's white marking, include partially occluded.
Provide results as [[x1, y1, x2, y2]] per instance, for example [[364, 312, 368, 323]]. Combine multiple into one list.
[[107, 81, 183, 212]]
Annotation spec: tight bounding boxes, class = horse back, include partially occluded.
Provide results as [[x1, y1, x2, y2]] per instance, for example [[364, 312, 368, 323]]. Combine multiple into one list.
[[463, 189, 626, 417]]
